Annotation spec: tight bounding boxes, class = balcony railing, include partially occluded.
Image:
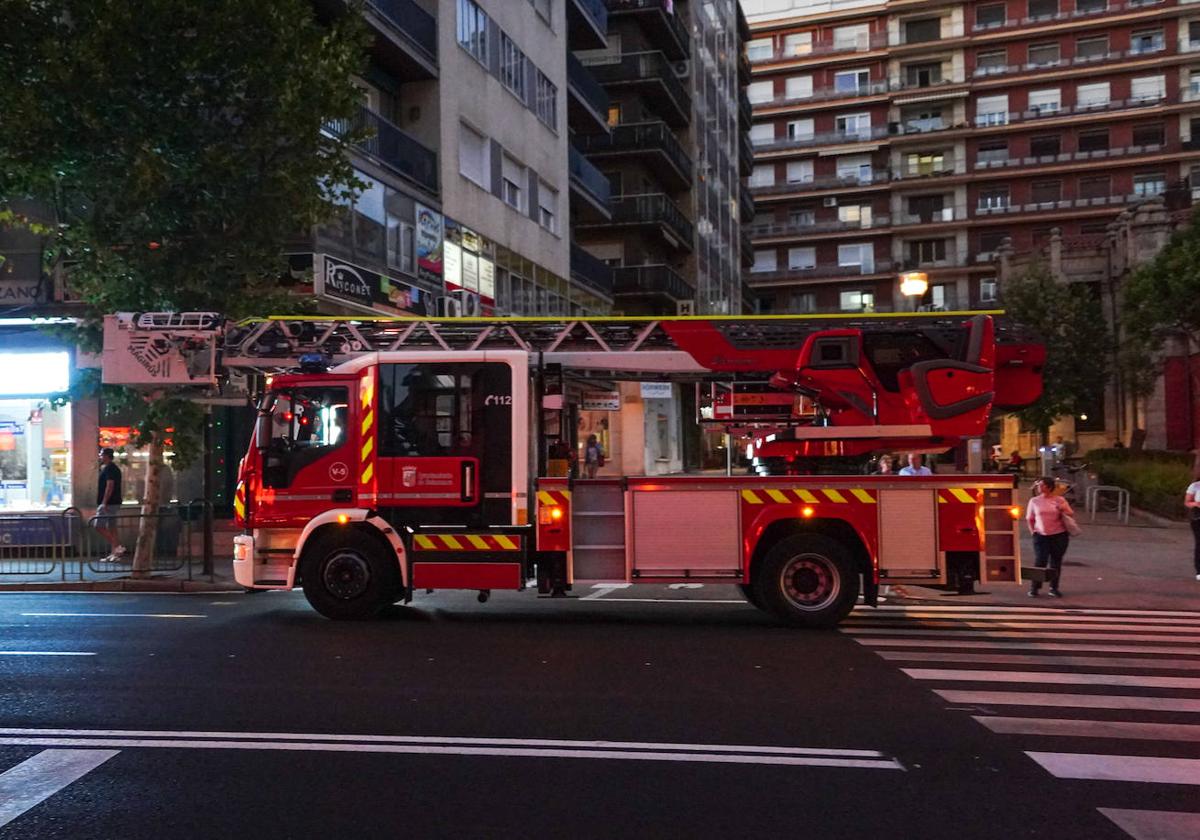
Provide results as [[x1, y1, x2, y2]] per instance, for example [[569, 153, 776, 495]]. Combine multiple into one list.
[[739, 90, 752, 127], [325, 105, 438, 194], [749, 31, 889, 64], [973, 47, 1164, 79], [739, 189, 756, 222], [569, 146, 612, 212], [896, 207, 967, 224], [612, 264, 693, 301], [757, 80, 890, 108], [749, 217, 893, 238], [754, 125, 891, 153], [568, 52, 610, 120], [969, 0, 1164, 34], [974, 144, 1165, 169], [607, 0, 690, 61], [569, 0, 609, 41], [367, 0, 438, 63], [570, 243, 614, 297], [898, 161, 957, 179], [574, 121, 693, 186], [974, 194, 1148, 216], [581, 51, 691, 127], [749, 172, 891, 195], [894, 23, 965, 46], [748, 260, 896, 283], [607, 193, 693, 247]]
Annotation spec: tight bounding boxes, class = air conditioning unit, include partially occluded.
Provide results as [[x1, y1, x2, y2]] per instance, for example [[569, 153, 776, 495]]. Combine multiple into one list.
[[677, 300, 696, 316], [823, 197, 839, 207]]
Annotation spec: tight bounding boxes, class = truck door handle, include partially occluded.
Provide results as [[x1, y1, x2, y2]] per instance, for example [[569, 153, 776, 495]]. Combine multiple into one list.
[[462, 462, 475, 503], [332, 489, 353, 503]]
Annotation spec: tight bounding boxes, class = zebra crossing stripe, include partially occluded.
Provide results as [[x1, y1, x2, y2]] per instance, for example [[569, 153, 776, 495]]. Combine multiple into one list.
[[0, 749, 119, 829], [875, 651, 1200, 670], [841, 628, 1200, 644], [856, 638, 1200, 656], [934, 690, 1200, 713], [842, 619, 1200, 634], [1099, 808, 1200, 840], [1026, 752, 1200, 786], [974, 718, 1200, 742], [901, 668, 1200, 690]]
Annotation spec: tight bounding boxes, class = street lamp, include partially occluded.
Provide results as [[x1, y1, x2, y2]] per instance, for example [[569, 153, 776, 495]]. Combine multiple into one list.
[[899, 271, 928, 311]]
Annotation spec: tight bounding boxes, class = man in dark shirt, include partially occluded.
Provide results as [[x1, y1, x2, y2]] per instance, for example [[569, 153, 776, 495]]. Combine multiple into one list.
[[95, 448, 126, 561]]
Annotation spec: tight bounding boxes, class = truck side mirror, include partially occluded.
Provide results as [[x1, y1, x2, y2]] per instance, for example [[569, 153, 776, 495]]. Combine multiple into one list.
[[255, 412, 271, 453]]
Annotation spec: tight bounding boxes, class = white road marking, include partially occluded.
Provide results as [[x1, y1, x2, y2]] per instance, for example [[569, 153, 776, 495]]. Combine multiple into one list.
[[842, 628, 1200, 643], [850, 638, 1200, 656], [597, 598, 747, 605], [580, 583, 631, 601], [0, 731, 902, 770], [843, 619, 1200, 634], [1099, 808, 1200, 840], [668, 584, 704, 590], [19, 613, 205, 619], [975, 717, 1200, 742], [934, 690, 1200, 713], [0, 652, 95, 657], [903, 668, 1200, 690], [848, 612, 1200, 627], [1026, 752, 1200, 786], [868, 605, 1200, 618], [876, 651, 1200, 670], [0, 749, 119, 829]]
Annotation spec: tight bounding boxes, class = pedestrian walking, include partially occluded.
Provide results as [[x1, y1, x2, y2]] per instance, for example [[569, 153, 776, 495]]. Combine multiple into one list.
[[1183, 477, 1200, 580], [95, 447, 126, 562], [899, 452, 932, 476], [1026, 476, 1074, 597], [583, 434, 604, 479]]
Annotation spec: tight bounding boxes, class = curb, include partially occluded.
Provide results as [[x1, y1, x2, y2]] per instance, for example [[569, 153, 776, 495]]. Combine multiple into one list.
[[0, 579, 244, 593]]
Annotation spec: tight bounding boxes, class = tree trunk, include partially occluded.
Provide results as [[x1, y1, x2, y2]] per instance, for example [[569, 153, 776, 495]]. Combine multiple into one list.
[[131, 432, 165, 579]]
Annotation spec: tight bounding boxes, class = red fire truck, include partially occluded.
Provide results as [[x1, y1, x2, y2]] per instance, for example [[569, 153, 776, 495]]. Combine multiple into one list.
[[216, 312, 1042, 628]]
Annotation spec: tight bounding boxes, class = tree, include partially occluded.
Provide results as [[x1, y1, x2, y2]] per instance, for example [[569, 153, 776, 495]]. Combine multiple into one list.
[[1001, 263, 1111, 440], [0, 0, 368, 575]]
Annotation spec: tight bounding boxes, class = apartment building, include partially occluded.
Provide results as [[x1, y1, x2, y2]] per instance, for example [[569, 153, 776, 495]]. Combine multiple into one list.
[[741, 0, 1200, 314], [571, 0, 753, 316]]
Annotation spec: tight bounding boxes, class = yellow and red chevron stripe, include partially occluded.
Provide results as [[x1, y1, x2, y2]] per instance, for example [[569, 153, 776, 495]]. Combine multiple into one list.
[[537, 489, 572, 507], [413, 534, 523, 551], [741, 488, 877, 505], [359, 373, 376, 486], [938, 488, 978, 504]]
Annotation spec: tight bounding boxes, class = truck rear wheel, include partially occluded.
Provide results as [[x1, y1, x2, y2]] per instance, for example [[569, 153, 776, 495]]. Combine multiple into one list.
[[300, 529, 398, 620], [754, 534, 859, 628]]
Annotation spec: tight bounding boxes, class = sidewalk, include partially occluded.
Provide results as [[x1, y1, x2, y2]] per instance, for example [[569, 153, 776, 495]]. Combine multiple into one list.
[[0, 557, 243, 593], [894, 508, 1200, 611]]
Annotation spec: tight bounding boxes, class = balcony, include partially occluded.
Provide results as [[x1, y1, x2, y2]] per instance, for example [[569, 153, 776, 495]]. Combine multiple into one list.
[[570, 243, 615, 298], [739, 90, 752, 128], [578, 193, 693, 251], [974, 194, 1146, 217], [362, 0, 438, 80], [749, 172, 891, 196], [755, 125, 891, 153], [738, 50, 751, 85], [970, 0, 1165, 34], [894, 22, 965, 47], [739, 189, 756, 223], [569, 146, 613, 220], [739, 134, 754, 177], [895, 207, 967, 225], [567, 0, 608, 50], [898, 160, 957, 179], [750, 32, 888, 64], [759, 81, 889, 109], [749, 217, 892, 239], [568, 52, 610, 135], [612, 264, 694, 302], [973, 144, 1165, 169], [574, 121, 692, 190], [740, 229, 755, 268], [582, 51, 691, 128], [747, 260, 896, 284], [608, 0, 690, 61], [325, 105, 438, 194]]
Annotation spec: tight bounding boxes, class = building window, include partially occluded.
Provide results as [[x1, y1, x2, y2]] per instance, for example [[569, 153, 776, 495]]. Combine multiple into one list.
[[834, 68, 870, 94], [747, 38, 773, 61], [535, 71, 557, 130], [1130, 75, 1166, 102], [788, 292, 817, 313], [976, 3, 1006, 28], [1030, 134, 1061, 157], [501, 155, 525, 211], [1031, 180, 1062, 204], [1132, 123, 1164, 147], [500, 33, 526, 97], [786, 159, 814, 183], [975, 94, 1009, 126], [1190, 21, 1200, 49], [833, 24, 869, 50], [788, 247, 816, 269], [1133, 172, 1166, 196], [904, 62, 943, 87], [749, 165, 775, 187], [837, 243, 875, 273], [839, 205, 873, 226], [976, 50, 1008, 74], [1130, 29, 1164, 55], [787, 119, 814, 140], [1076, 81, 1110, 108], [977, 139, 1008, 164], [784, 32, 813, 56], [835, 112, 871, 139], [908, 239, 948, 265], [751, 249, 778, 273], [1028, 87, 1061, 114], [836, 153, 873, 182], [978, 186, 1010, 209], [1075, 0, 1105, 13], [537, 181, 558, 233], [1079, 175, 1110, 199], [457, 0, 489, 65], [785, 75, 813, 100], [1028, 0, 1058, 19], [789, 208, 815, 226], [979, 278, 998, 302], [458, 122, 489, 187], [387, 220, 415, 275], [747, 81, 774, 104], [606, 102, 621, 127], [1075, 35, 1108, 60], [1078, 128, 1108, 153], [906, 151, 947, 176], [750, 123, 775, 146], [1027, 42, 1060, 67], [978, 231, 1008, 255], [904, 18, 942, 44], [839, 290, 875, 311]]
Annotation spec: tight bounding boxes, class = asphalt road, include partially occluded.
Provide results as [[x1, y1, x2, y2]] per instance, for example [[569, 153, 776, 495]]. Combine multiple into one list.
[[0, 587, 1195, 839]]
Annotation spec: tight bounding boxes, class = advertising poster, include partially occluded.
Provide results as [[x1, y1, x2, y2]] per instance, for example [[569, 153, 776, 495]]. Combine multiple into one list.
[[443, 241, 463, 291], [415, 204, 443, 288]]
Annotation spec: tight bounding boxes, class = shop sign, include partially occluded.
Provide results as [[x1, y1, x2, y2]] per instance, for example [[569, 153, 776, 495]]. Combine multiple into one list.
[[415, 204, 444, 287], [582, 390, 621, 412], [443, 241, 463, 291], [640, 382, 673, 400], [0, 279, 44, 307], [462, 252, 479, 293], [316, 255, 374, 308]]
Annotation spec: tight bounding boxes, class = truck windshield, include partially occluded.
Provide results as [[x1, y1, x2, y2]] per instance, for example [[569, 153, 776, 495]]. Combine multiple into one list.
[[269, 388, 348, 449]]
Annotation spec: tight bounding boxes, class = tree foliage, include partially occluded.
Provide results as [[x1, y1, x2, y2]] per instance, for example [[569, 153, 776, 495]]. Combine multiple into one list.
[[1001, 263, 1111, 434], [1123, 211, 1200, 351]]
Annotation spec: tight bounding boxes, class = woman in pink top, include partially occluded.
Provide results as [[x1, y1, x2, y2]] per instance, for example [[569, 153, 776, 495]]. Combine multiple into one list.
[[1026, 477, 1074, 597]]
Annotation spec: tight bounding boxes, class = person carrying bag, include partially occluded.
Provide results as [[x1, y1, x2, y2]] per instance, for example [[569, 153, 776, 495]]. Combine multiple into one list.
[[1025, 476, 1076, 597]]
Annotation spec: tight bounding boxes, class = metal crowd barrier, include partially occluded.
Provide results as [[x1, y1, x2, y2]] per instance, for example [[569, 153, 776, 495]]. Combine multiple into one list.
[[0, 511, 77, 579], [83, 505, 197, 578]]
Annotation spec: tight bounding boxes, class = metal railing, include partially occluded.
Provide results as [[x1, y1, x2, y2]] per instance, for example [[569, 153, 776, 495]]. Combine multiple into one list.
[[749, 32, 889, 64], [367, 0, 438, 62], [749, 216, 893, 238], [0, 512, 78, 578], [567, 52, 609, 118], [749, 172, 890, 195], [574, 121, 693, 183], [747, 260, 895, 284], [325, 105, 438, 194], [754, 125, 890, 152], [608, 193, 693, 245], [970, 0, 1163, 33], [570, 243, 615, 297], [569, 145, 612, 210], [612, 264, 693, 301], [608, 0, 691, 58], [570, 0, 609, 35], [581, 51, 690, 125], [82, 504, 203, 577]]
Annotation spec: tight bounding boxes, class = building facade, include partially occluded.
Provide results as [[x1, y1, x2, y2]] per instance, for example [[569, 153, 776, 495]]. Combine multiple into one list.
[[742, 0, 1200, 314]]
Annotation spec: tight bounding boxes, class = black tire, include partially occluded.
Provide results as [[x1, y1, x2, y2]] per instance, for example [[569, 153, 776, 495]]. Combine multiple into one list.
[[737, 583, 763, 609], [753, 534, 859, 628], [300, 528, 399, 620]]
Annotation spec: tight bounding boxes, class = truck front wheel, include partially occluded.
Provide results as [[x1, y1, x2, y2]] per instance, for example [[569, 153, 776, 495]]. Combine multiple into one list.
[[754, 534, 859, 628], [300, 529, 398, 620]]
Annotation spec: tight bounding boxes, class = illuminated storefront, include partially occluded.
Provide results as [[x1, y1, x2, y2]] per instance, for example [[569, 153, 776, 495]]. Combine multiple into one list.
[[0, 350, 72, 510]]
